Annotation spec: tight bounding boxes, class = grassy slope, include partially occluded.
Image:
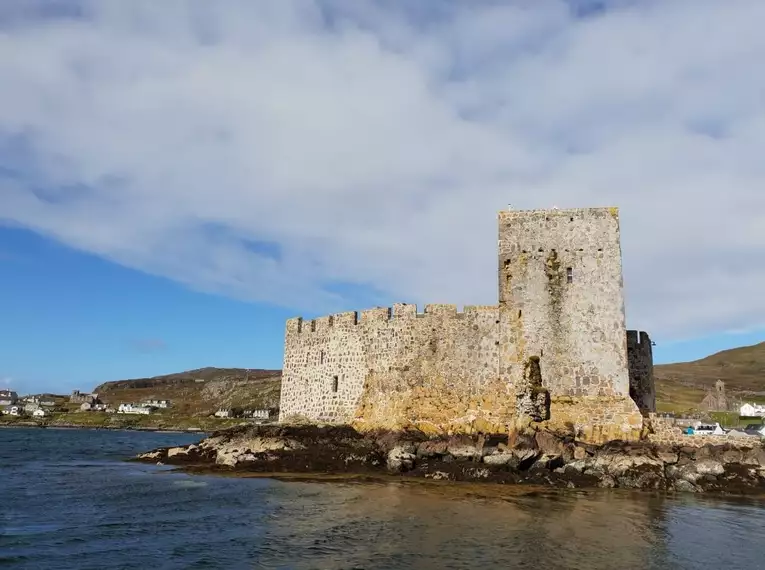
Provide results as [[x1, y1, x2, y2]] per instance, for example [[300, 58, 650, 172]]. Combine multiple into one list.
[[655, 341, 765, 413], [92, 367, 282, 418]]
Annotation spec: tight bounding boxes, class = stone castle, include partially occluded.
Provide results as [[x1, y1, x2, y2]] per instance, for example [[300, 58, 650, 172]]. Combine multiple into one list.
[[279, 207, 656, 444]]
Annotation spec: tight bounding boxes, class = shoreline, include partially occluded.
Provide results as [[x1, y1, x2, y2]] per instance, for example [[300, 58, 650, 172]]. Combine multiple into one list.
[[0, 421, 208, 435], [132, 423, 765, 496]]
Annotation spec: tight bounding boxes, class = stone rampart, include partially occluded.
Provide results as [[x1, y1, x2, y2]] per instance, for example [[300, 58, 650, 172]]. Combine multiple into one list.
[[280, 303, 504, 433]]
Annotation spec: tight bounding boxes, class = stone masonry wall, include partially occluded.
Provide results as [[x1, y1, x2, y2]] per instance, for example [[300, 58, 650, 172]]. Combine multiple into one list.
[[497, 207, 643, 440], [627, 330, 656, 414], [279, 303, 505, 434], [279, 207, 652, 444]]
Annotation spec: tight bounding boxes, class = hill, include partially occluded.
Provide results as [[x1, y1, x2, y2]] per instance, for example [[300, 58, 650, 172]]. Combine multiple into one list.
[[93, 367, 282, 417], [655, 341, 765, 412]]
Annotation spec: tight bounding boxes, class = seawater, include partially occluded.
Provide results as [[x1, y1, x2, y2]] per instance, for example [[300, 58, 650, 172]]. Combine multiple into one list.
[[1, 427, 764, 570]]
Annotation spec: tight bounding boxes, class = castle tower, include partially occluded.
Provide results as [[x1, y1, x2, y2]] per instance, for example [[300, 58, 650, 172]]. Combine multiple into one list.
[[498, 207, 642, 438]]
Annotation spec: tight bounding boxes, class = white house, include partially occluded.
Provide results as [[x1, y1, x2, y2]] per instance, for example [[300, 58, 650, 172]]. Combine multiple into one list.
[[32, 408, 49, 418], [692, 422, 725, 435], [740, 403, 765, 417], [0, 390, 18, 406], [244, 409, 271, 420], [214, 408, 232, 418], [144, 399, 171, 409], [117, 403, 152, 415], [2, 405, 21, 416]]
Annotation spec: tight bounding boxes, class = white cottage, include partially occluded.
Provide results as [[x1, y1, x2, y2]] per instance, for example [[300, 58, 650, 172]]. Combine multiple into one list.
[[740, 403, 765, 417]]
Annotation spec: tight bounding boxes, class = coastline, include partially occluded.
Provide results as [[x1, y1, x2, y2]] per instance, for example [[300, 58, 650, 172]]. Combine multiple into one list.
[[0, 420, 208, 435], [133, 423, 765, 496]]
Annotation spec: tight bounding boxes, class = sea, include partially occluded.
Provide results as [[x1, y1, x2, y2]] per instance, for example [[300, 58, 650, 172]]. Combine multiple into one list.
[[1, 427, 764, 570]]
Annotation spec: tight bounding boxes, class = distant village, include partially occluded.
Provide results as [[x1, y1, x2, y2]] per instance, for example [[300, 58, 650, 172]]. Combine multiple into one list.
[[655, 380, 765, 439], [0, 388, 276, 423]]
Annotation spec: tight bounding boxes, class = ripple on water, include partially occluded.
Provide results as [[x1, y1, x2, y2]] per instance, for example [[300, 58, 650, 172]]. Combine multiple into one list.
[[2, 428, 765, 570]]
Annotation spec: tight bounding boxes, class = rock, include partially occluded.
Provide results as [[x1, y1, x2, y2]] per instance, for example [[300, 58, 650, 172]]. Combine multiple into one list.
[[535, 430, 566, 456], [425, 471, 452, 481], [721, 449, 744, 464], [674, 479, 698, 493], [573, 446, 587, 461], [565, 459, 589, 473], [483, 453, 516, 466], [512, 448, 540, 470], [446, 436, 483, 461], [387, 446, 416, 472], [616, 463, 665, 490], [658, 452, 678, 465], [532, 453, 564, 471], [598, 475, 616, 488], [138, 450, 164, 461], [416, 440, 448, 458], [742, 447, 765, 466], [695, 459, 725, 476]]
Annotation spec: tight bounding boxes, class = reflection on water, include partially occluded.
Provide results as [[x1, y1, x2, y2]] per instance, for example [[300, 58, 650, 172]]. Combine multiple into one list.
[[254, 481, 765, 570], [1, 428, 764, 570]]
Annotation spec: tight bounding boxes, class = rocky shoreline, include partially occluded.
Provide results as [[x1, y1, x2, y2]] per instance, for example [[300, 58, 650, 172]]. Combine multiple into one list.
[[133, 424, 765, 495]]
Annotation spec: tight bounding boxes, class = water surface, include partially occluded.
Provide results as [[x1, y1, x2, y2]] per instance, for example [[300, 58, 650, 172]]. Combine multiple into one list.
[[1, 427, 763, 569]]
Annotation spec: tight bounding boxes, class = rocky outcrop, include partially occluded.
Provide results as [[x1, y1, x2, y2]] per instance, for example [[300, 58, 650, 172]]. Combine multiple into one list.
[[133, 424, 765, 495]]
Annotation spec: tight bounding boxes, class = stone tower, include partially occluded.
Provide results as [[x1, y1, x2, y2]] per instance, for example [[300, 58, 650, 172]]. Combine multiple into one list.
[[497, 207, 642, 438]]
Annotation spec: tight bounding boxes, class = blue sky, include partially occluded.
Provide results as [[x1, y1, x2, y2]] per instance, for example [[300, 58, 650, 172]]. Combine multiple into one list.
[[1, 0, 765, 394]]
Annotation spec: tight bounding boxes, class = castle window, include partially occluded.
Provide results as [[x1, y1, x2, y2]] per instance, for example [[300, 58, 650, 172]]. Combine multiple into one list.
[[332, 375, 339, 392], [320, 351, 325, 364], [566, 267, 573, 283], [310, 320, 316, 332], [570, 217, 574, 222]]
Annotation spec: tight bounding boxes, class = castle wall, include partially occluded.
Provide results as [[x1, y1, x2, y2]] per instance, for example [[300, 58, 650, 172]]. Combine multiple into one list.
[[627, 330, 656, 414], [497, 207, 642, 439], [279, 206, 650, 443], [497, 207, 630, 397], [279, 304, 506, 433]]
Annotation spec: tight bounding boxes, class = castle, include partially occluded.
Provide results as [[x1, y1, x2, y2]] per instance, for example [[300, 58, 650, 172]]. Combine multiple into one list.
[[279, 207, 656, 444]]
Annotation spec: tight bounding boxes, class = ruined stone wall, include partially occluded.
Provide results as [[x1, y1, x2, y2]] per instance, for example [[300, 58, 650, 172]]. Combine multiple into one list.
[[497, 207, 642, 440], [279, 303, 505, 433], [627, 330, 656, 414], [279, 206, 649, 444]]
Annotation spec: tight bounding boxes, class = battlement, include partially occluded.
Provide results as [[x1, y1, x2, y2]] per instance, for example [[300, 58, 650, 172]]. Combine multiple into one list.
[[498, 206, 619, 221], [285, 304, 500, 334]]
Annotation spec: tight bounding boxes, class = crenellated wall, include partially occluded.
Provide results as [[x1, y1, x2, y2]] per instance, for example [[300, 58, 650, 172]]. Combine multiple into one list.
[[280, 303, 505, 433], [279, 207, 654, 444]]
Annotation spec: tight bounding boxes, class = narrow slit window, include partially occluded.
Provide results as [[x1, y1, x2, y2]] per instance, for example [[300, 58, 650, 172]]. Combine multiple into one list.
[[566, 267, 573, 283], [320, 351, 325, 365], [332, 375, 339, 393]]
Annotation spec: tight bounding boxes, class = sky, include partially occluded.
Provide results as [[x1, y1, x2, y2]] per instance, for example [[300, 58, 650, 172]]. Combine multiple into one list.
[[1, 0, 764, 395]]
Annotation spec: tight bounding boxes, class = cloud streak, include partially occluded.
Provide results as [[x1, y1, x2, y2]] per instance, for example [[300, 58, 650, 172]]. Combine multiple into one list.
[[127, 338, 168, 354], [1, 0, 764, 341]]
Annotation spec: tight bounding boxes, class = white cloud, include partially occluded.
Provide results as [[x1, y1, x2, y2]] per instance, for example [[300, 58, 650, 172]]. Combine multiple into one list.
[[1, 0, 764, 341]]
